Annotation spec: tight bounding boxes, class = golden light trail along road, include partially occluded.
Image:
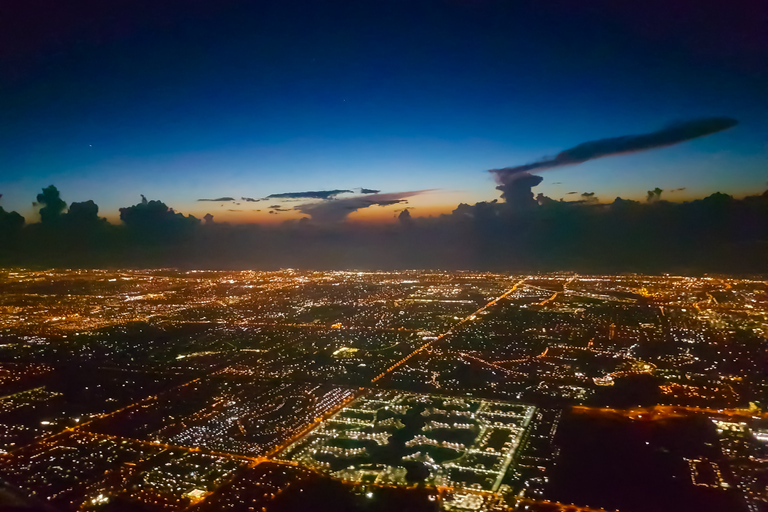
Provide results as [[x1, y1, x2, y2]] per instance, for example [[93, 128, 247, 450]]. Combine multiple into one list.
[[371, 277, 528, 383]]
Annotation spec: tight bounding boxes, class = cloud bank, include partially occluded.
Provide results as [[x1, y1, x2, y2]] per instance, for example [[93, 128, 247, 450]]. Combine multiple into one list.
[[2, 185, 767, 273]]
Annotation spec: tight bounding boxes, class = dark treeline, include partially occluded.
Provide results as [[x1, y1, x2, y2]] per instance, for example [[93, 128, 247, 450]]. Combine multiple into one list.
[[1, 185, 767, 273]]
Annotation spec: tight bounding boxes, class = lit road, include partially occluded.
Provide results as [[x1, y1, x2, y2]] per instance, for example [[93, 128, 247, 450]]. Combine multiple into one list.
[[371, 277, 528, 383]]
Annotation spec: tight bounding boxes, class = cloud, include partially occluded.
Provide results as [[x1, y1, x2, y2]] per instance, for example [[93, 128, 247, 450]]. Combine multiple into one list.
[[565, 191, 578, 195], [360, 188, 380, 194], [490, 117, 738, 202], [647, 187, 664, 202], [36, 185, 67, 224], [295, 191, 429, 223], [198, 197, 235, 202], [0, 205, 24, 235], [494, 172, 544, 207], [670, 187, 687, 193], [66, 200, 102, 224], [266, 189, 353, 200], [398, 209, 413, 226], [3, 184, 768, 273], [119, 196, 199, 240], [241, 197, 260, 202]]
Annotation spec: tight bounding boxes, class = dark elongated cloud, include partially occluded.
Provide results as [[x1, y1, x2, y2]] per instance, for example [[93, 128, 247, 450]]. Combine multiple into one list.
[[295, 191, 428, 223], [490, 117, 737, 202], [241, 197, 260, 202], [198, 197, 235, 202], [266, 189, 353, 200], [494, 117, 738, 177], [360, 188, 380, 194]]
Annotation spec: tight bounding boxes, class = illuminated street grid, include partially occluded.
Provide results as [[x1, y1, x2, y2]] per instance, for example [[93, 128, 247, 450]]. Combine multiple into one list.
[[0, 270, 765, 511], [194, 462, 316, 512], [0, 430, 248, 511], [711, 419, 768, 512], [86, 377, 354, 458], [279, 390, 535, 493], [0, 386, 61, 415], [153, 381, 354, 457]]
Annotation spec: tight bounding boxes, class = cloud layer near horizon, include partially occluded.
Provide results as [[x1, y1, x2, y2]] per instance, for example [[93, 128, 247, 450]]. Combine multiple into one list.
[[3, 186, 767, 273]]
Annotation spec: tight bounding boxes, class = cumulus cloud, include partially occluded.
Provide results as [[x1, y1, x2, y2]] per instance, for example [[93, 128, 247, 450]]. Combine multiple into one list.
[[119, 196, 199, 239], [398, 208, 413, 226], [646, 187, 663, 202], [494, 172, 544, 207], [36, 185, 67, 224], [295, 191, 429, 223]]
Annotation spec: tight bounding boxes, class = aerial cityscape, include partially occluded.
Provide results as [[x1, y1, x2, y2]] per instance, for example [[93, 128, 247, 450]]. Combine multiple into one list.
[[2, 0, 766, 510], [0, 269, 765, 511]]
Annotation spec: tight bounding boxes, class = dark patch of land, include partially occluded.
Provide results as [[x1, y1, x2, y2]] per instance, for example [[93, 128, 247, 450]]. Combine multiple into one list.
[[546, 409, 747, 512]]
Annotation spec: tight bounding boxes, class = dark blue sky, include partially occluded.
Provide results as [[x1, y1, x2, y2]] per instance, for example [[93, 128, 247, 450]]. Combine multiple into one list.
[[2, 0, 765, 223]]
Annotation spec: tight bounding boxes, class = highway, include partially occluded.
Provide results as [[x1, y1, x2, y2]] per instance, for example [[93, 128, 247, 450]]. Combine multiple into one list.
[[371, 277, 528, 383]]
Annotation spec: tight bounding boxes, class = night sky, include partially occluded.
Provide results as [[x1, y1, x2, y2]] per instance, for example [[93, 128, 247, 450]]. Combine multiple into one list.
[[2, 0, 766, 224]]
